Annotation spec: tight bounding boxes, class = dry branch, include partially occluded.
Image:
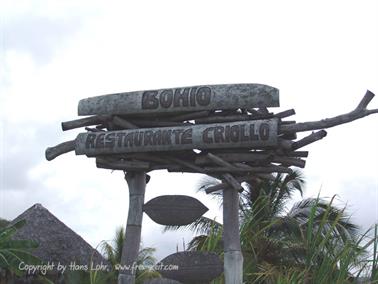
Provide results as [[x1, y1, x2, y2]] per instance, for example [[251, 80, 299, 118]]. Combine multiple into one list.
[[61, 115, 110, 131], [274, 109, 296, 119], [280, 90, 378, 133], [291, 130, 327, 150], [45, 140, 76, 161]]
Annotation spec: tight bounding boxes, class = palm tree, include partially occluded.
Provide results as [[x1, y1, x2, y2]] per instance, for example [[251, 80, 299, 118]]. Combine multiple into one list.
[[101, 226, 160, 284], [164, 170, 370, 283], [0, 219, 40, 280]]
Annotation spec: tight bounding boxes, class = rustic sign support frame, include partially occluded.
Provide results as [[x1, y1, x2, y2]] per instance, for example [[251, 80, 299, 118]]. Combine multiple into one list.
[[45, 84, 378, 284]]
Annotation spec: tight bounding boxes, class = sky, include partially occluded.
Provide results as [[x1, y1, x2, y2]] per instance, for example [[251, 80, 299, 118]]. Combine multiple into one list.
[[1, 0, 377, 261]]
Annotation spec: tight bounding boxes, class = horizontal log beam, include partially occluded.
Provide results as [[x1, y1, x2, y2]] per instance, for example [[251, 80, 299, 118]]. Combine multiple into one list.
[[75, 119, 278, 156], [96, 158, 150, 170], [78, 84, 279, 115], [61, 115, 110, 131]]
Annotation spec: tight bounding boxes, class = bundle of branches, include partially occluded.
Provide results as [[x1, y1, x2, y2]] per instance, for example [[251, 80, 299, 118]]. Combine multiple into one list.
[[45, 85, 377, 194]]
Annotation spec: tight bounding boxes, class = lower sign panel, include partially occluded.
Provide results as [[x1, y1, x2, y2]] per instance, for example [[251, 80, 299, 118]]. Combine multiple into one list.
[[75, 119, 278, 156], [158, 251, 223, 284], [143, 195, 208, 226]]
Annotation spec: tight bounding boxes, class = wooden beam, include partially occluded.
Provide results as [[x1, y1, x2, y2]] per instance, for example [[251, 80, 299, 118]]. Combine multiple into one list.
[[45, 140, 75, 161], [78, 84, 279, 115], [281, 90, 378, 133], [61, 115, 110, 131], [75, 119, 278, 156]]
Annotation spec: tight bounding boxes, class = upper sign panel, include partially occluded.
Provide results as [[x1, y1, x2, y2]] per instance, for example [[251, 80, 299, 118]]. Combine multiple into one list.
[[78, 84, 279, 116]]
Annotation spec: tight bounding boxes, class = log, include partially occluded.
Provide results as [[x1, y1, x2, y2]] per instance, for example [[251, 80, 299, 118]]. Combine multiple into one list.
[[205, 174, 275, 194], [168, 110, 211, 122], [291, 130, 327, 150], [75, 119, 278, 156], [119, 172, 146, 284], [78, 84, 279, 115], [281, 90, 378, 133], [222, 173, 244, 192], [272, 157, 306, 168], [96, 158, 150, 171], [203, 165, 292, 173], [113, 116, 138, 129], [167, 157, 206, 173], [223, 187, 243, 284], [195, 114, 252, 124], [128, 120, 189, 127], [45, 140, 75, 161], [274, 109, 296, 119], [195, 153, 272, 165], [61, 115, 110, 131]]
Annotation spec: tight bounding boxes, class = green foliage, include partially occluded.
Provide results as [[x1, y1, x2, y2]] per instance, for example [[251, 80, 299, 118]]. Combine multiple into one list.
[[0, 219, 41, 276], [101, 226, 160, 284], [169, 171, 378, 283]]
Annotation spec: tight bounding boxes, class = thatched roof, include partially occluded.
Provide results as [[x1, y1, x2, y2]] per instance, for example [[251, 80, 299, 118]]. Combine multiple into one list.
[[11, 203, 106, 266]]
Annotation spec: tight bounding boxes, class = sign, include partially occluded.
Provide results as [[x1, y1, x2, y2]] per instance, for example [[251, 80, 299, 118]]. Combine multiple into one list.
[[143, 195, 208, 226], [158, 251, 223, 283], [75, 119, 278, 156], [78, 84, 279, 115]]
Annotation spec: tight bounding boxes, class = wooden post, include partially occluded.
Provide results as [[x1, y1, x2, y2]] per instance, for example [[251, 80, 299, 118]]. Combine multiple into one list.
[[223, 187, 243, 284], [118, 172, 146, 284]]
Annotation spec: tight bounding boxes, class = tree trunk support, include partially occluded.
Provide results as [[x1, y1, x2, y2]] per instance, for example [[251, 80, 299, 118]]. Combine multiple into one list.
[[118, 172, 146, 284], [223, 187, 243, 284]]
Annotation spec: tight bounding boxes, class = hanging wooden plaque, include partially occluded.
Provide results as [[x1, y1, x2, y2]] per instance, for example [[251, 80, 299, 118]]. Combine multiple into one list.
[[143, 195, 208, 226]]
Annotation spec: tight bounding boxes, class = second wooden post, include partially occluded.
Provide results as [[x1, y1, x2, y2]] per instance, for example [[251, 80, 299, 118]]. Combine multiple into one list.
[[223, 187, 243, 284], [118, 172, 146, 284]]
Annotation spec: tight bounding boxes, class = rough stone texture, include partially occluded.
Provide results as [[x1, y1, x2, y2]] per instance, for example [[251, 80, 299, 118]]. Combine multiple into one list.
[[158, 251, 223, 284], [10, 204, 107, 267], [143, 195, 208, 226]]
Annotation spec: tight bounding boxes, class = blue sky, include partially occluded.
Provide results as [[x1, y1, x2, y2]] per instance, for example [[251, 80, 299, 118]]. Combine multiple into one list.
[[1, 0, 377, 260]]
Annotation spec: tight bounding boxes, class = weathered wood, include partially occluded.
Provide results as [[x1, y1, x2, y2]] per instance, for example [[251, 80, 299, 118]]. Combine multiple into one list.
[[281, 90, 378, 133], [85, 127, 103, 132], [96, 158, 150, 171], [207, 153, 238, 169], [143, 195, 208, 225], [222, 173, 244, 192], [196, 152, 272, 165], [75, 119, 278, 156], [195, 114, 252, 124], [203, 165, 292, 173], [61, 115, 110, 131], [45, 140, 75, 161], [119, 172, 146, 284], [158, 251, 223, 283], [223, 187, 243, 284], [113, 116, 138, 129], [272, 157, 306, 168], [168, 110, 211, 122], [204, 174, 275, 194], [274, 109, 296, 119], [283, 151, 309, 157], [128, 120, 189, 127], [167, 157, 206, 173], [78, 84, 279, 116], [291, 130, 327, 150]]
